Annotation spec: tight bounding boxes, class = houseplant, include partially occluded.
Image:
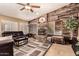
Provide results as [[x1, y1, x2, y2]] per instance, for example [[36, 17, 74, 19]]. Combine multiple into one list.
[[65, 16, 79, 40]]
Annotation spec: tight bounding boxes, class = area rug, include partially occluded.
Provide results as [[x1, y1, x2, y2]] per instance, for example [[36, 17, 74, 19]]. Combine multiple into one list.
[[14, 38, 51, 56]]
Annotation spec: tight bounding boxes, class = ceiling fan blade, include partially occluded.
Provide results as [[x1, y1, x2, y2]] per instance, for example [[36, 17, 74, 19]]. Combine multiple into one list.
[[20, 7, 25, 11], [31, 5, 40, 8], [30, 9, 33, 12], [17, 3, 25, 6]]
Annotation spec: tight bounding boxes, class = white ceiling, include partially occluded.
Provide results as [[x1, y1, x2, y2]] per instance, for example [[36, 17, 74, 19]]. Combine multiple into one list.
[[0, 3, 69, 21]]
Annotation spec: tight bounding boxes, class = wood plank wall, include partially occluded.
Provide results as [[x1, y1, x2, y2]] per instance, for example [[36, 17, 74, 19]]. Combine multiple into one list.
[[29, 3, 79, 37]]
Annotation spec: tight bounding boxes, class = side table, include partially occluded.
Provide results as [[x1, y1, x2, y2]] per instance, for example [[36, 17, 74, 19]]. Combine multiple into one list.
[[52, 35, 65, 44], [47, 36, 52, 44]]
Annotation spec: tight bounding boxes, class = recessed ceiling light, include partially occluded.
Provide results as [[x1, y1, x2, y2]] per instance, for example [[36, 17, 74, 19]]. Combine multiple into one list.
[[35, 12, 39, 15]]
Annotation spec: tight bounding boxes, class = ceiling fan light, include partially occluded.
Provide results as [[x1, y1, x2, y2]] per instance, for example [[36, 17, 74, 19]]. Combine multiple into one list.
[[25, 6, 31, 10]]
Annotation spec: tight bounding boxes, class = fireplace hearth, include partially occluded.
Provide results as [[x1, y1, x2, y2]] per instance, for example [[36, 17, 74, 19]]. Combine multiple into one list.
[[38, 28, 47, 35]]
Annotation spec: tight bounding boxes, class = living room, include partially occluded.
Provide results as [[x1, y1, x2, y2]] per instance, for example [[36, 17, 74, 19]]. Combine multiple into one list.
[[0, 3, 79, 56]]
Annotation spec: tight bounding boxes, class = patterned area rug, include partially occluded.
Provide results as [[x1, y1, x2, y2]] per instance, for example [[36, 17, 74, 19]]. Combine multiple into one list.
[[14, 38, 51, 56]]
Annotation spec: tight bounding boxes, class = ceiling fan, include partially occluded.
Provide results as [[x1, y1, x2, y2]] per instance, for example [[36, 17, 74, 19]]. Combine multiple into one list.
[[17, 3, 40, 12]]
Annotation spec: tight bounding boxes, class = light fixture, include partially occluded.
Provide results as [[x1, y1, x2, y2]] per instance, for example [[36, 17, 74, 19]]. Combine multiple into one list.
[[25, 6, 31, 10], [35, 12, 39, 15], [39, 17, 46, 23]]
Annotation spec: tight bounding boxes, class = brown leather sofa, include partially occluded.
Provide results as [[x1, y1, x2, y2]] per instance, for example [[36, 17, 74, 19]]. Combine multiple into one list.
[[25, 33, 36, 39], [2, 31, 28, 46]]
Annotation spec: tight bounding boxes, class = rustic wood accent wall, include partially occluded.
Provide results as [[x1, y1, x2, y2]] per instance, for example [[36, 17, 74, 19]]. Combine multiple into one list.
[[29, 3, 79, 36]]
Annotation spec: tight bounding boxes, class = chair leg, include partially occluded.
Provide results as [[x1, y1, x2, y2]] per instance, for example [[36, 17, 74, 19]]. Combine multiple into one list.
[[17, 42, 19, 47], [15, 42, 19, 47]]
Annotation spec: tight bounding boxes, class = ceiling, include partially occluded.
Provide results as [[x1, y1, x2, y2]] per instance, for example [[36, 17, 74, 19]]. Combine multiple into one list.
[[0, 3, 69, 21]]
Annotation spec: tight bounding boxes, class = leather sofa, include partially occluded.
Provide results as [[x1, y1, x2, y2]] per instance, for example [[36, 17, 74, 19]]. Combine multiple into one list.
[[0, 37, 13, 56], [2, 31, 28, 47], [64, 36, 78, 55], [26, 33, 36, 39], [64, 36, 78, 44]]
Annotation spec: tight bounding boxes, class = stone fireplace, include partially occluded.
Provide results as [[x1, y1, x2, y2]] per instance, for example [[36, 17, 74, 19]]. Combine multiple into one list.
[[38, 27, 47, 35], [38, 28, 47, 35]]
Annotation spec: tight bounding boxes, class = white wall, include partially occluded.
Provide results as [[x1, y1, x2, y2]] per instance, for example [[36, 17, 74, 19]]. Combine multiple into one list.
[[1, 20, 18, 32], [29, 23, 38, 34], [0, 22, 1, 36], [0, 16, 29, 36], [19, 22, 29, 34]]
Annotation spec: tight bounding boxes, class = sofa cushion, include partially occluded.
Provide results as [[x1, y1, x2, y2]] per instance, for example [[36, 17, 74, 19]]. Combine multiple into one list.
[[0, 36, 12, 41], [0, 36, 13, 44]]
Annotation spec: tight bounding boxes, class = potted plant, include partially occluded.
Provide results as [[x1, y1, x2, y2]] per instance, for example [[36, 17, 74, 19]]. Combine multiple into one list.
[[65, 16, 79, 40]]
